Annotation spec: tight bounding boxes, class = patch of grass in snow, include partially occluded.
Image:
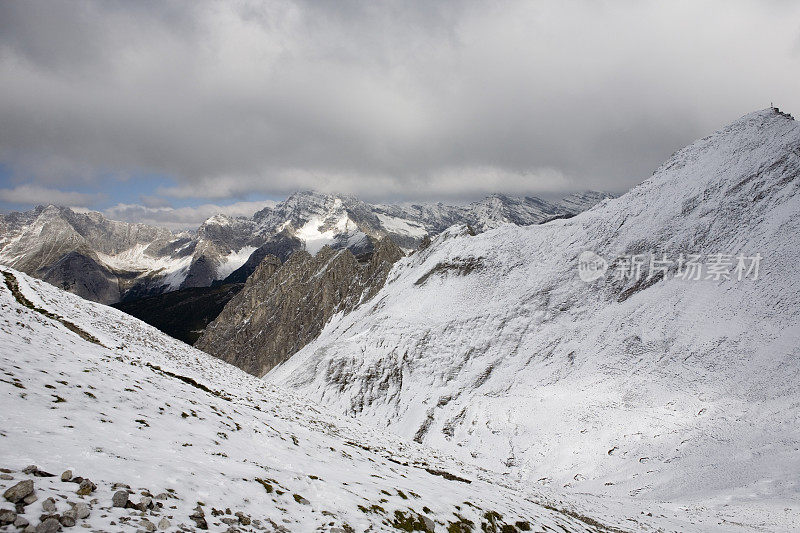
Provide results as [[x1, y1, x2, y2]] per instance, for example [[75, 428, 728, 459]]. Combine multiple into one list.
[[144, 362, 231, 401]]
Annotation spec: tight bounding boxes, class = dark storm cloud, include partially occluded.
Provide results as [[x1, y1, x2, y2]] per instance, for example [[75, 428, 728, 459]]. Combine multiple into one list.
[[1, 0, 799, 205]]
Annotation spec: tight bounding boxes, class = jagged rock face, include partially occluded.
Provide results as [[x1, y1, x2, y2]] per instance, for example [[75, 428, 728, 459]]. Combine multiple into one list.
[[196, 237, 403, 376]]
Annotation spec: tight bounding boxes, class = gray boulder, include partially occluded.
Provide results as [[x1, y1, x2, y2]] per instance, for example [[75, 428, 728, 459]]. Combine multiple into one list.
[[112, 490, 128, 507], [3, 479, 34, 503], [0, 508, 17, 525], [36, 517, 62, 533], [72, 502, 90, 519]]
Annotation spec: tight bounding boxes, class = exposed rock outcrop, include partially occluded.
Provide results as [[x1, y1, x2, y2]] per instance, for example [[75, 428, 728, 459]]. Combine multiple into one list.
[[196, 237, 403, 376]]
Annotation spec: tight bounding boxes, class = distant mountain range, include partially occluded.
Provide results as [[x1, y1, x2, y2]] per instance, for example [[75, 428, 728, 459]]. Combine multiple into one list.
[[0, 191, 613, 304]]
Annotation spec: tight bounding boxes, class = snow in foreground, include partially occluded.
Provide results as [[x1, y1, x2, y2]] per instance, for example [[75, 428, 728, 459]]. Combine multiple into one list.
[[0, 267, 646, 532]]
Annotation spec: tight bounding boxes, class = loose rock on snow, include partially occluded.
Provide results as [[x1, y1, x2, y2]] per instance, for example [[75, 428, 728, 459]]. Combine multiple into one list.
[[3, 479, 34, 503]]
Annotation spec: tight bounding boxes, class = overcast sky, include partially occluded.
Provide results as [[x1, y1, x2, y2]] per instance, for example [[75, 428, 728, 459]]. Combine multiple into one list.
[[1, 0, 799, 227]]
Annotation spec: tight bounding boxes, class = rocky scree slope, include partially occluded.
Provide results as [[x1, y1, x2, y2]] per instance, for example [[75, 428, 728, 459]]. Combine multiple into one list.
[[196, 237, 404, 377], [0, 266, 641, 533], [266, 109, 800, 532]]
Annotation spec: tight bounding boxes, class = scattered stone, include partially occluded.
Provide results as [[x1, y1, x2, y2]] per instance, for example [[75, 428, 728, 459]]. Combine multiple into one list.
[[157, 517, 170, 530], [75, 480, 95, 496], [141, 518, 156, 532], [140, 496, 153, 509], [59, 513, 76, 527], [3, 479, 34, 503], [154, 493, 168, 501], [60, 471, 73, 482], [23, 466, 54, 478], [14, 515, 30, 528], [0, 474, 13, 480], [112, 491, 129, 508], [43, 498, 57, 513], [24, 493, 39, 505], [220, 517, 237, 525], [0, 508, 17, 525], [72, 502, 90, 519], [292, 494, 310, 505], [0, 469, 13, 474], [189, 507, 208, 530], [36, 517, 62, 533]]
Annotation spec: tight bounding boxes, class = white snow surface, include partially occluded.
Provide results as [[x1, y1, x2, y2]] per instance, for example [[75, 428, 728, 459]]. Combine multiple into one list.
[[375, 214, 429, 238], [296, 212, 360, 255], [266, 110, 800, 532], [215, 246, 259, 280], [0, 267, 676, 532]]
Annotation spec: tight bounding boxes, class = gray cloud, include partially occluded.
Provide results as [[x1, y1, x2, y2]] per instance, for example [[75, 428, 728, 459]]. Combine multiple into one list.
[[102, 200, 277, 231], [0, 185, 106, 207], [1, 0, 798, 203]]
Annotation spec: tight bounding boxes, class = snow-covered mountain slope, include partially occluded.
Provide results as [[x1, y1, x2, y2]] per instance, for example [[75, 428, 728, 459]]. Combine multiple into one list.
[[265, 109, 800, 532], [0, 266, 652, 533]]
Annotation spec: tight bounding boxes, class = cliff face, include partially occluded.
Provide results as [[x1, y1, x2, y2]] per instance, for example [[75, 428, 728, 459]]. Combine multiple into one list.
[[195, 237, 403, 376]]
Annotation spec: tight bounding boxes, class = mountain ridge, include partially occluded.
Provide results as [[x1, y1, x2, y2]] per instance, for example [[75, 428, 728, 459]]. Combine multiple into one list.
[[0, 190, 612, 304]]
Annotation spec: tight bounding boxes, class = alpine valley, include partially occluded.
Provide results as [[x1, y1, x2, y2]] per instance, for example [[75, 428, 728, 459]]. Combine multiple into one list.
[[0, 108, 799, 533]]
